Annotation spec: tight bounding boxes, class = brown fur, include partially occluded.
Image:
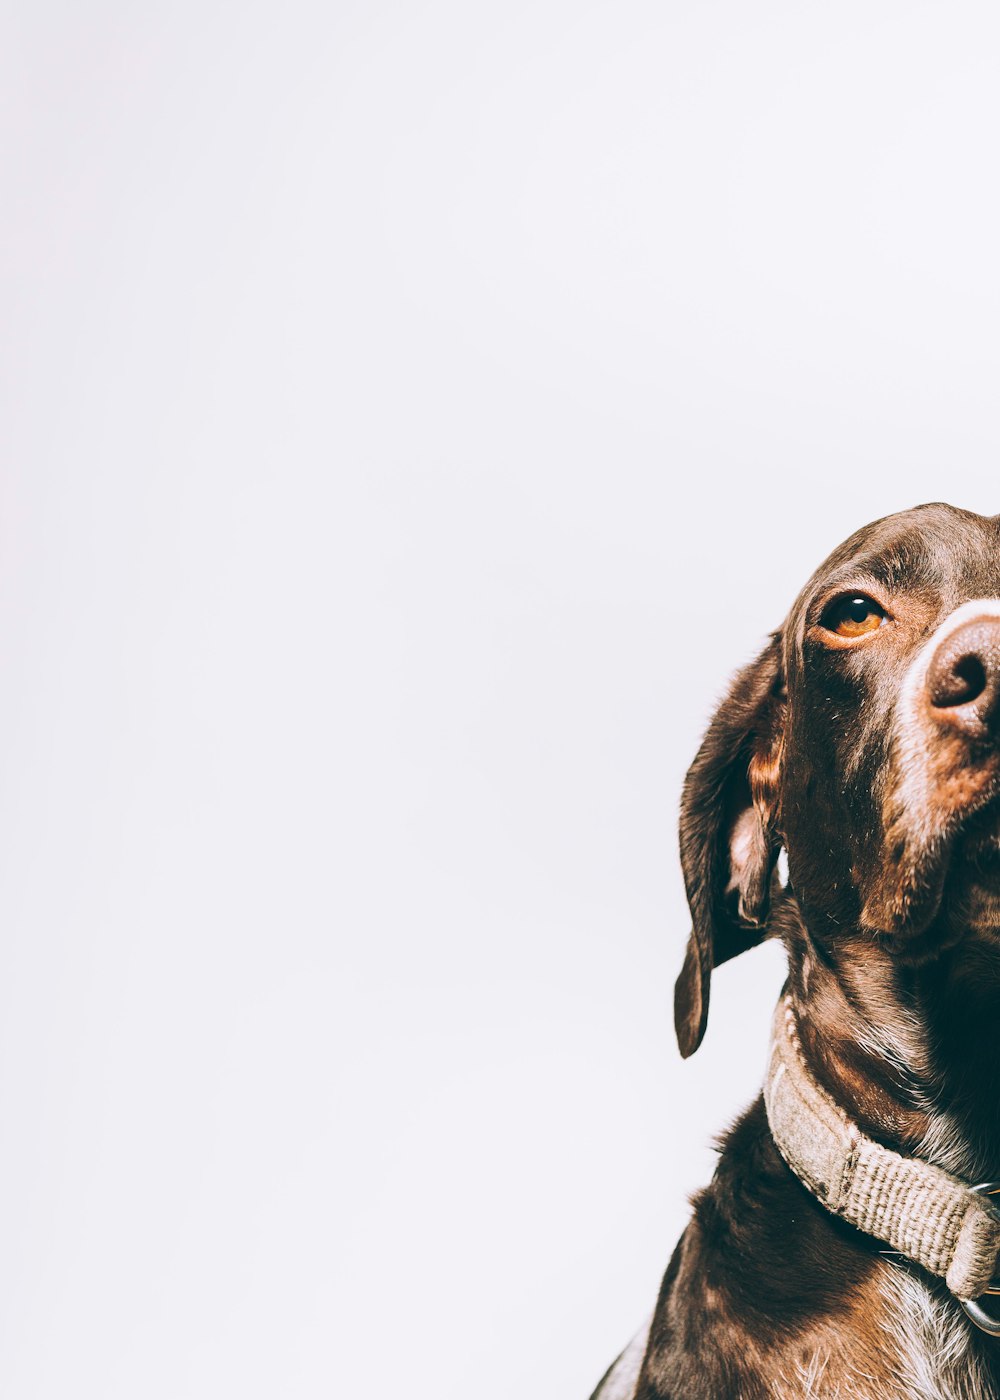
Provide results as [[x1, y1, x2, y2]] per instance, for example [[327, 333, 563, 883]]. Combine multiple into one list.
[[595, 504, 1000, 1398]]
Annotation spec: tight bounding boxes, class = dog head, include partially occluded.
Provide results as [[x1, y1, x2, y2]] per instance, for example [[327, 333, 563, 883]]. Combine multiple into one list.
[[675, 502, 1000, 1057]]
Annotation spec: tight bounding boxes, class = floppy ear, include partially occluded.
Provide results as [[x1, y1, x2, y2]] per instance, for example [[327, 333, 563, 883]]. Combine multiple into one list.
[[674, 634, 785, 1057]]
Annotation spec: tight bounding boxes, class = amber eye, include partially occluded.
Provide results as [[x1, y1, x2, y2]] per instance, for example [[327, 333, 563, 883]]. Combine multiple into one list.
[[820, 594, 887, 638]]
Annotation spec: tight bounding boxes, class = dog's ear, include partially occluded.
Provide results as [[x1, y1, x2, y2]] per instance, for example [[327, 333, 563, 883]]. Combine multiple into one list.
[[674, 634, 785, 1057]]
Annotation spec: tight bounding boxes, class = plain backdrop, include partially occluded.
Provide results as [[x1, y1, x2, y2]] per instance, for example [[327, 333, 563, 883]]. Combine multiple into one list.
[[2, 3, 1000, 1397]]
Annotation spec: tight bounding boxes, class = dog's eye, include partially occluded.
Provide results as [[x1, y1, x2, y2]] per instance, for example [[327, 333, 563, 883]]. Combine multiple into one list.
[[821, 594, 886, 638]]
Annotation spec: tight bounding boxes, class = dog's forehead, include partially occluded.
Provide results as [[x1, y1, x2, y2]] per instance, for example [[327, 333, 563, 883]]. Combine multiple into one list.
[[792, 503, 1000, 621]]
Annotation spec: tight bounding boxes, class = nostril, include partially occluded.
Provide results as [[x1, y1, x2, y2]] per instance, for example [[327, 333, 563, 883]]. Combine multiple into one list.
[[931, 652, 988, 709], [925, 614, 1000, 732]]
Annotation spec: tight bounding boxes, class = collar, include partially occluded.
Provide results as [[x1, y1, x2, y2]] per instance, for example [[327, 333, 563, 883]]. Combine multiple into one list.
[[764, 993, 1000, 1335]]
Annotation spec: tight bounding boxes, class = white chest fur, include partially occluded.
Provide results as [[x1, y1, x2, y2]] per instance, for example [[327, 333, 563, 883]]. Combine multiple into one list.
[[879, 1266, 992, 1400]]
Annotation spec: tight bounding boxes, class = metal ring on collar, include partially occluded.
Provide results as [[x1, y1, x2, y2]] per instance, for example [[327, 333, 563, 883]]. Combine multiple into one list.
[[962, 1183, 1000, 1337]]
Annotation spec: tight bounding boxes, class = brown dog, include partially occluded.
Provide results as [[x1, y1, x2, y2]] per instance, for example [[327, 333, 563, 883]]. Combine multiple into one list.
[[593, 503, 1000, 1399]]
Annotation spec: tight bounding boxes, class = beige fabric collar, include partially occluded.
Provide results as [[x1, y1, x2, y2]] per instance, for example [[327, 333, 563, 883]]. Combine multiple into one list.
[[764, 994, 1000, 1310]]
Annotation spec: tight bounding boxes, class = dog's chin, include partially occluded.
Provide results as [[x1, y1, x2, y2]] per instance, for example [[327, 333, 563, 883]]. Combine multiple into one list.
[[863, 803, 1000, 952], [945, 814, 1000, 935], [897, 803, 1000, 946]]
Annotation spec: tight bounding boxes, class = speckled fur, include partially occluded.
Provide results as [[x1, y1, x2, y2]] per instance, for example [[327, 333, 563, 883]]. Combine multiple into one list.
[[592, 507, 1000, 1399]]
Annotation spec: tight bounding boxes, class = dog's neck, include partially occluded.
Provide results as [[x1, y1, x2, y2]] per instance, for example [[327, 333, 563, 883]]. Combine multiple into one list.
[[783, 910, 1000, 1184]]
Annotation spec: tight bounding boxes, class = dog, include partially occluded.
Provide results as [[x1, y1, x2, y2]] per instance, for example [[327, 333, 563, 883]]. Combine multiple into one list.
[[592, 502, 1000, 1399]]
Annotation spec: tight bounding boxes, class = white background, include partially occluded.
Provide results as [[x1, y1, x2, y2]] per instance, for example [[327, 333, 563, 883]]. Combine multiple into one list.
[[2, 3, 1000, 1397]]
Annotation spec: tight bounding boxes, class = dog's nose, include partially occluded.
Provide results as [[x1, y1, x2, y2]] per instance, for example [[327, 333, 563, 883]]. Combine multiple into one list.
[[927, 617, 1000, 738]]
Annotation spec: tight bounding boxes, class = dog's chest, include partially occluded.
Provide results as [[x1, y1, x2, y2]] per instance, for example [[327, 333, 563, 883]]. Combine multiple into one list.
[[766, 1266, 1000, 1400], [875, 1267, 1000, 1400]]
